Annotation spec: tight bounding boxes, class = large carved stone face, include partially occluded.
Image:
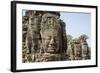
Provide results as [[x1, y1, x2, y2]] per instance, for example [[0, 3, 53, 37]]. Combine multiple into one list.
[[41, 29, 62, 54]]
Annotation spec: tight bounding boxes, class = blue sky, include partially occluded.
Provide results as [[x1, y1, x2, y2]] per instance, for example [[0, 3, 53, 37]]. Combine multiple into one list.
[[60, 12, 91, 46]]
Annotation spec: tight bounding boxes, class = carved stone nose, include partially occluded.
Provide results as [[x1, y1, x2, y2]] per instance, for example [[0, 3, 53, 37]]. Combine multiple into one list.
[[49, 38, 55, 46]]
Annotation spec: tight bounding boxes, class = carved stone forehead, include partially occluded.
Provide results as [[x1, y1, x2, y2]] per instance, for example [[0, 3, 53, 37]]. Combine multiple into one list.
[[41, 28, 61, 38], [45, 29, 58, 35], [43, 13, 59, 18], [41, 23, 62, 37]]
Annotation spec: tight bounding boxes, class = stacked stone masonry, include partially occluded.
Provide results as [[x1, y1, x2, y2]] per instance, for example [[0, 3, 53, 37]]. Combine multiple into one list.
[[22, 10, 91, 63]]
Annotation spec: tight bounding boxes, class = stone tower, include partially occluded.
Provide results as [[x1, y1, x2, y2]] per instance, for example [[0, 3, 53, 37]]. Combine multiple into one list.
[[22, 11, 67, 62]]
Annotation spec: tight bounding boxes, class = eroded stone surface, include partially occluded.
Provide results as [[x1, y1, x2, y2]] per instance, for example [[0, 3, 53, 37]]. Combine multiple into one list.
[[22, 11, 90, 63]]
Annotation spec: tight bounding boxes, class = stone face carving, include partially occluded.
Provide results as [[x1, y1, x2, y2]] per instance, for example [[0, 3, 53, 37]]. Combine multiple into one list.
[[22, 10, 91, 63], [40, 12, 67, 61], [79, 34, 90, 60], [25, 11, 42, 54], [67, 35, 90, 60], [41, 29, 62, 53]]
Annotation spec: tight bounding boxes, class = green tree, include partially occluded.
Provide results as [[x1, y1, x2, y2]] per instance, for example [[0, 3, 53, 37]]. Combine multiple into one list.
[[79, 34, 88, 41]]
